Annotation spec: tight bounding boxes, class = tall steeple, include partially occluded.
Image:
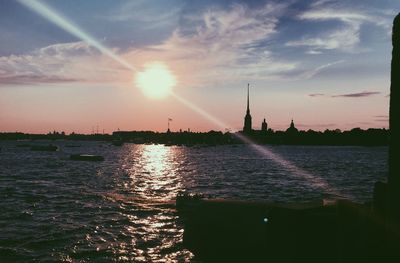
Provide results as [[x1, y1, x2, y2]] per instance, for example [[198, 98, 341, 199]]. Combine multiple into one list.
[[243, 83, 252, 134], [246, 83, 250, 114]]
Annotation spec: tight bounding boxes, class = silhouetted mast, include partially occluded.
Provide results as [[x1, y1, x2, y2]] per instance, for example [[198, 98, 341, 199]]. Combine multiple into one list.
[[167, 118, 172, 133]]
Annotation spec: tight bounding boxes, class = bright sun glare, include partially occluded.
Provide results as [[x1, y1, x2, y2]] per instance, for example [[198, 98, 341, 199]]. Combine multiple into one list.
[[135, 62, 176, 99]]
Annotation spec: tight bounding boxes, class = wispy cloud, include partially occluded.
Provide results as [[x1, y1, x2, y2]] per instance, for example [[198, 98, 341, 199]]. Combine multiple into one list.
[[272, 59, 345, 81], [331, 91, 381, 98], [306, 50, 323, 55], [286, 3, 392, 53], [309, 91, 382, 98], [0, 41, 128, 86], [1, 3, 300, 87], [124, 2, 298, 85], [308, 93, 325, 97], [374, 115, 389, 122], [102, 0, 182, 29], [300, 60, 344, 79], [0, 75, 79, 85]]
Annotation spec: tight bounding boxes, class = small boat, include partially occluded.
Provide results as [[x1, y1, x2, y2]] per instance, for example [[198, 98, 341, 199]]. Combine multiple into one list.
[[65, 144, 81, 148], [112, 140, 124, 146], [16, 143, 31, 148], [70, 154, 104, 161], [30, 145, 58, 151]]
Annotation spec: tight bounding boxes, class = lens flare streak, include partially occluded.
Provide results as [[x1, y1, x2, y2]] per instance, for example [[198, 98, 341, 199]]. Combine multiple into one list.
[[17, 0, 134, 71]]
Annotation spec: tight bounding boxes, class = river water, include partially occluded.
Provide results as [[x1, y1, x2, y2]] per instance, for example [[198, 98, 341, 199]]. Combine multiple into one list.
[[0, 141, 388, 262]]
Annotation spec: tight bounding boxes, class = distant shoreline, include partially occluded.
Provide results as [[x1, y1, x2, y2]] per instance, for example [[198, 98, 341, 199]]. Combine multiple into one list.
[[0, 128, 389, 146]]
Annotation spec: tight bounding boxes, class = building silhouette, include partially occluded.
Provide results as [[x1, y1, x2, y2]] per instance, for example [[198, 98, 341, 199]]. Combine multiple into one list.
[[286, 119, 299, 133], [241, 85, 300, 136], [243, 83, 252, 134], [261, 118, 268, 133]]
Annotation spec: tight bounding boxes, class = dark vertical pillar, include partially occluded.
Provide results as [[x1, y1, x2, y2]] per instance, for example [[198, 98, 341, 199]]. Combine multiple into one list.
[[388, 13, 400, 221]]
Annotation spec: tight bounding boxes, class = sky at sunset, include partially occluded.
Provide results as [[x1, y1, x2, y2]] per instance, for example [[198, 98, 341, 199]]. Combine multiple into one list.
[[0, 0, 399, 134]]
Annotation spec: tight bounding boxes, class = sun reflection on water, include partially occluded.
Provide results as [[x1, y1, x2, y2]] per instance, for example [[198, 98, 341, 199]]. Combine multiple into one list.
[[142, 144, 174, 177], [105, 144, 193, 262], [130, 144, 183, 202]]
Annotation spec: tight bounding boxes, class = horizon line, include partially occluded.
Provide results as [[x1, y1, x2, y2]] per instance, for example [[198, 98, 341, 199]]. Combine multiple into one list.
[[0, 126, 389, 136]]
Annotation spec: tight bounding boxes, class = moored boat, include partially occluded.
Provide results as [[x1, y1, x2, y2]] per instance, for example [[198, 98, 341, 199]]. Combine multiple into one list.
[[30, 145, 58, 151], [112, 140, 124, 146], [70, 154, 104, 161]]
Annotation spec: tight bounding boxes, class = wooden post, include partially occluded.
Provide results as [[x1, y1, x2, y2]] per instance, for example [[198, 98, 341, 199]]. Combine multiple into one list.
[[388, 13, 400, 221]]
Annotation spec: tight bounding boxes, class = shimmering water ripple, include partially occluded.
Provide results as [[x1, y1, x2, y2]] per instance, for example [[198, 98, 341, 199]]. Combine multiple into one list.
[[0, 141, 388, 262]]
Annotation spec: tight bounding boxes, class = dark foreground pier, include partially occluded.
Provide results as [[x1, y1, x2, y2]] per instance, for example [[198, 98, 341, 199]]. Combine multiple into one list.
[[176, 13, 400, 263], [177, 197, 397, 262]]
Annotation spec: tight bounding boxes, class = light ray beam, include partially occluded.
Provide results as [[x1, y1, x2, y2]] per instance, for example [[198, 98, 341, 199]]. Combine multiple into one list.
[[17, 0, 134, 71]]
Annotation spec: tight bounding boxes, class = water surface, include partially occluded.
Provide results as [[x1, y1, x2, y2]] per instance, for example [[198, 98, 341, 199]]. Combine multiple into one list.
[[0, 142, 388, 262]]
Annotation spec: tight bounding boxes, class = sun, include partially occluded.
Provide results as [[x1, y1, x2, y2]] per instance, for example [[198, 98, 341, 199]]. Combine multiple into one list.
[[135, 62, 176, 99]]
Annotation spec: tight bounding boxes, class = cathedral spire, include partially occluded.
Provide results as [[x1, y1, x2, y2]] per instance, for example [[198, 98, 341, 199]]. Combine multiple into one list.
[[246, 83, 250, 114], [243, 83, 252, 134]]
